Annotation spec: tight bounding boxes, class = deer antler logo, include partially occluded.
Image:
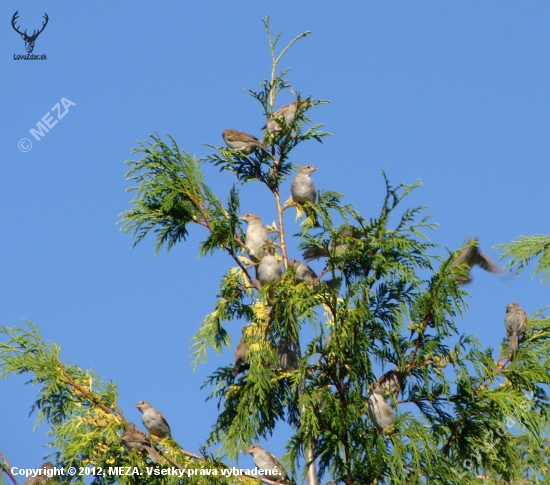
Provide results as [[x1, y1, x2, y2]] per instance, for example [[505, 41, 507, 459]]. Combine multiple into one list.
[[11, 11, 49, 54]]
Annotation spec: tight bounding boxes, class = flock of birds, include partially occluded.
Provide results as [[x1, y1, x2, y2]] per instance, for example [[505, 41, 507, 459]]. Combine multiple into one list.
[[220, 99, 530, 476], [20, 100, 529, 484]]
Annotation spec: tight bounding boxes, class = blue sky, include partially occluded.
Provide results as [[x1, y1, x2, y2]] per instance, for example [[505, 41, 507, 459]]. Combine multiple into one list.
[[1, 1, 549, 479]]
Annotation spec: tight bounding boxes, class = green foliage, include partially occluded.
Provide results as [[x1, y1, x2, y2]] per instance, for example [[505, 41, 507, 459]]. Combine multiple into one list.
[[119, 134, 245, 259], [0, 323, 259, 485], [495, 234, 550, 285]]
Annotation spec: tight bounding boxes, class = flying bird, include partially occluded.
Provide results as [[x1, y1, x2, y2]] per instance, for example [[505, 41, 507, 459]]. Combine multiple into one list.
[[505, 302, 528, 351], [135, 401, 171, 439], [451, 237, 499, 284], [222, 129, 263, 154]]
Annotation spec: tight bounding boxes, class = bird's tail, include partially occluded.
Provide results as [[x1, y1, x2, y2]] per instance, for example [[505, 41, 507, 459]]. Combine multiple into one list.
[[509, 333, 518, 351], [146, 444, 162, 463]]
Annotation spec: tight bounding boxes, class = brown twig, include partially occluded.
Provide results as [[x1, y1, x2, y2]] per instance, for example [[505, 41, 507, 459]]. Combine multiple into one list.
[[58, 363, 124, 418], [273, 189, 289, 268], [182, 184, 257, 287], [158, 449, 187, 473], [0, 451, 18, 485]]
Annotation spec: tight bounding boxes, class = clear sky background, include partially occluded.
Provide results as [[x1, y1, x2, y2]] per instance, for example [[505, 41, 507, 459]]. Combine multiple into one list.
[[1, 1, 549, 479]]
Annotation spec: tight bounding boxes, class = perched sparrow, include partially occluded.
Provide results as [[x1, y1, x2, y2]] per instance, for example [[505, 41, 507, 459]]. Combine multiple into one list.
[[367, 385, 396, 433], [23, 463, 54, 485], [256, 247, 282, 286], [277, 337, 299, 371], [377, 370, 405, 398], [121, 422, 161, 463], [240, 213, 269, 262], [222, 129, 263, 155], [290, 165, 317, 204], [246, 444, 288, 482], [303, 226, 361, 261], [263, 100, 307, 134], [451, 237, 499, 284], [232, 326, 250, 377], [135, 401, 171, 439], [505, 302, 528, 351], [288, 258, 317, 285]]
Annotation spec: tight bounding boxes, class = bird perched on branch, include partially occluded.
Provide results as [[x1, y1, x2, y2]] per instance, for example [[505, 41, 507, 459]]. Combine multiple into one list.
[[289, 258, 317, 285], [277, 337, 299, 371], [505, 302, 528, 351], [451, 237, 499, 284], [222, 129, 263, 154], [257, 247, 282, 286], [303, 226, 361, 261], [23, 463, 54, 485], [121, 422, 161, 463], [246, 444, 289, 482], [136, 401, 171, 439], [367, 385, 396, 433], [290, 165, 317, 204], [232, 326, 249, 377], [377, 370, 405, 398], [263, 100, 307, 134], [240, 213, 269, 262]]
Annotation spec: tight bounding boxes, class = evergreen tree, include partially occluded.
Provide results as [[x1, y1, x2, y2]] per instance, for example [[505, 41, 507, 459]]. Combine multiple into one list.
[[2, 18, 550, 485]]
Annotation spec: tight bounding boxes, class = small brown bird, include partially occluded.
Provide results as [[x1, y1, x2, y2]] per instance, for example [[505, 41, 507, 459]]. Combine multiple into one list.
[[240, 213, 270, 262], [246, 444, 288, 482], [289, 258, 317, 285], [277, 337, 299, 371], [121, 422, 162, 463], [367, 385, 396, 433], [136, 401, 171, 439], [505, 302, 528, 351], [222, 129, 263, 154], [451, 237, 499, 284], [263, 100, 307, 134], [232, 326, 249, 377], [23, 463, 54, 485], [377, 370, 405, 398], [303, 226, 361, 261], [290, 165, 317, 204]]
